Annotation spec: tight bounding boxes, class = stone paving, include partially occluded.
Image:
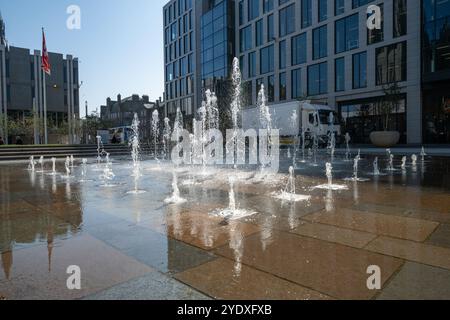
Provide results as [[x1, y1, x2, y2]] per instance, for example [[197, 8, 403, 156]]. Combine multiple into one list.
[[0, 154, 449, 300]]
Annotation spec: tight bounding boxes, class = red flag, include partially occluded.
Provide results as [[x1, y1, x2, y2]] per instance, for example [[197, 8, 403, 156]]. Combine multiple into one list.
[[41, 28, 51, 75]]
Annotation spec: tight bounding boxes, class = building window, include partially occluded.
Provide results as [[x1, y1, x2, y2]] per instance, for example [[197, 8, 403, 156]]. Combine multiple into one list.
[[335, 14, 359, 53], [268, 14, 275, 42], [256, 19, 264, 47], [279, 4, 296, 37], [308, 62, 327, 95], [352, 0, 374, 9], [256, 78, 264, 99], [313, 25, 327, 60], [376, 42, 407, 85], [249, 51, 256, 77], [264, 0, 274, 13], [239, 0, 244, 25], [335, 57, 345, 92], [268, 75, 275, 102], [248, 0, 260, 21], [302, 0, 312, 28], [422, 0, 450, 74], [353, 52, 367, 89], [279, 72, 287, 100], [279, 40, 286, 69], [292, 68, 302, 99], [335, 0, 345, 16], [260, 45, 274, 74], [393, 0, 407, 37], [240, 25, 253, 52], [292, 33, 307, 65], [368, 3, 384, 44], [318, 0, 328, 22]]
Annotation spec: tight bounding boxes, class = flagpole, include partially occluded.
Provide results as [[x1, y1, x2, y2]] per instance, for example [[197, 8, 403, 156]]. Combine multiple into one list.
[[42, 54, 48, 144], [42, 27, 48, 145]]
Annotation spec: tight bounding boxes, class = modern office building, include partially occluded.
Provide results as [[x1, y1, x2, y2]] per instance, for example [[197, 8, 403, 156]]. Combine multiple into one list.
[[0, 15, 80, 144], [163, 0, 236, 131], [163, 0, 450, 144]]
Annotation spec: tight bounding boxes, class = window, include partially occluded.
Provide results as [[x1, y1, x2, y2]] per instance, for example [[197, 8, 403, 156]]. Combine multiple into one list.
[[353, 52, 367, 89], [335, 0, 345, 16], [368, 4, 384, 44], [279, 72, 286, 100], [352, 0, 374, 9], [240, 25, 253, 52], [256, 19, 264, 47], [268, 14, 275, 41], [292, 33, 307, 65], [319, 0, 328, 22], [302, 0, 312, 28], [248, 0, 260, 21], [279, 40, 286, 69], [313, 25, 327, 59], [260, 45, 274, 74], [264, 0, 274, 13], [239, 0, 244, 25], [393, 0, 407, 37], [279, 4, 296, 37], [249, 51, 256, 77], [376, 42, 407, 85], [422, 0, 450, 74], [292, 68, 302, 98], [335, 14, 359, 53], [335, 57, 345, 92], [256, 78, 264, 99], [268, 75, 275, 102], [308, 62, 327, 95]]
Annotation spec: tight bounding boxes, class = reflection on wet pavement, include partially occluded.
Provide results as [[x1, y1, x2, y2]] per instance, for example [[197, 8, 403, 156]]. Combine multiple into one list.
[[0, 155, 449, 300]]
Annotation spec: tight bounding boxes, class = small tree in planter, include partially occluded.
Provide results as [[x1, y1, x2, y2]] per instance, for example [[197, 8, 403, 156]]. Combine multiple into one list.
[[370, 82, 403, 147]]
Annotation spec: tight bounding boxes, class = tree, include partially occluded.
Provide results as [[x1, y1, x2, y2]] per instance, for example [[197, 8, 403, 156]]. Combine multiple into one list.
[[377, 82, 402, 131]]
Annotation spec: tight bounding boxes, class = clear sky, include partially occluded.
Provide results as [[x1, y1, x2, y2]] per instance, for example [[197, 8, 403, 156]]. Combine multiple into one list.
[[0, 0, 167, 115]]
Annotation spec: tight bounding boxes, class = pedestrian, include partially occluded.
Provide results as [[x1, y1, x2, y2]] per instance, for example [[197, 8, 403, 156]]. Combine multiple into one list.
[[0, 136, 4, 145]]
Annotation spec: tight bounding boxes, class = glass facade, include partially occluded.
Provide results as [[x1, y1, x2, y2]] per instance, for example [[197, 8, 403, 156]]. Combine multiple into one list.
[[260, 44, 274, 74], [422, 0, 450, 74], [201, 0, 233, 80], [422, 0, 450, 144], [279, 4, 295, 37], [340, 96, 407, 144], [279, 40, 286, 69], [393, 0, 407, 37], [335, 14, 359, 54], [367, 3, 384, 45], [375, 42, 407, 85], [308, 62, 327, 95], [291, 33, 307, 65], [353, 52, 367, 89], [335, 0, 345, 16], [301, 0, 312, 28], [279, 72, 286, 100], [164, 0, 194, 117], [313, 25, 327, 60], [318, 0, 328, 22], [335, 57, 345, 92], [292, 68, 302, 99]]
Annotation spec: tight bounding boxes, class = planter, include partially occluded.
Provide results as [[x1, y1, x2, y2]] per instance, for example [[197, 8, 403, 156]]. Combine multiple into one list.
[[370, 131, 400, 148]]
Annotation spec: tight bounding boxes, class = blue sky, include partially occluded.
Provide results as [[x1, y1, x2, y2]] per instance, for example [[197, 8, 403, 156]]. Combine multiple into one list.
[[0, 0, 167, 115]]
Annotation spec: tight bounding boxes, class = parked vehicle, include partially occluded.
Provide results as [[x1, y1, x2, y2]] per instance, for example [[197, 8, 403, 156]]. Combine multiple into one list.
[[242, 100, 342, 147]]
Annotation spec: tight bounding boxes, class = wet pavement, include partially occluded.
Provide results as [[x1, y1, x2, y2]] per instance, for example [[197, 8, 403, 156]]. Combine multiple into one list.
[[0, 152, 449, 300]]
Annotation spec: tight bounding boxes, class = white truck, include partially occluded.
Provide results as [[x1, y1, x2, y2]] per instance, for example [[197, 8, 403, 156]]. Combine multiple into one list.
[[242, 100, 342, 147]]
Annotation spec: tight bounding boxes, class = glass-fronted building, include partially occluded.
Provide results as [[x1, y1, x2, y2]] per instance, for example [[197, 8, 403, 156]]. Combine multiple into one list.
[[163, 0, 450, 144], [422, 0, 450, 144]]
